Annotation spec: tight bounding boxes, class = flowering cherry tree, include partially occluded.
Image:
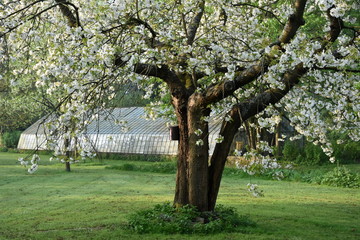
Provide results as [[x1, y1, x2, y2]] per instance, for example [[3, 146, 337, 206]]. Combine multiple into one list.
[[1, 0, 359, 211]]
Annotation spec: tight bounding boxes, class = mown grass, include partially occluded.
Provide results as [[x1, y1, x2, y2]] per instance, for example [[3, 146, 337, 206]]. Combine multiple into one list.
[[0, 152, 359, 240]]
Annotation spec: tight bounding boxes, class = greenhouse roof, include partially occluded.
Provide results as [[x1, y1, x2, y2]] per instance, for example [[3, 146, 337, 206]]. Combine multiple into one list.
[[18, 107, 223, 155]]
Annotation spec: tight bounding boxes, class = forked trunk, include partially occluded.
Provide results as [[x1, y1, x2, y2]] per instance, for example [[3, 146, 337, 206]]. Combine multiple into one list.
[[173, 96, 232, 212]]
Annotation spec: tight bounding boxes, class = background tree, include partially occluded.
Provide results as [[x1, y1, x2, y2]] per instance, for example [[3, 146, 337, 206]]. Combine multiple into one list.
[[1, 0, 359, 212]]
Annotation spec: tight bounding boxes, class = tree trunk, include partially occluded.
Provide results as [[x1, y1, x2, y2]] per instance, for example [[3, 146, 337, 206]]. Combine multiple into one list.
[[208, 107, 241, 210], [173, 96, 237, 212], [173, 95, 212, 212], [172, 64, 307, 212], [65, 161, 71, 172], [64, 136, 71, 172], [187, 99, 210, 212], [173, 99, 189, 207]]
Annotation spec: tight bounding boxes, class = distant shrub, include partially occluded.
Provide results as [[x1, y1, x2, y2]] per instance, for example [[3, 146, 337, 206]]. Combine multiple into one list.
[[7, 148, 20, 153], [282, 140, 303, 162], [299, 169, 325, 184], [333, 142, 360, 164], [106, 162, 177, 174], [321, 166, 360, 188], [2, 131, 21, 149], [0, 147, 8, 152], [282, 140, 328, 165], [98, 153, 177, 162], [127, 202, 255, 234], [145, 162, 176, 173], [303, 142, 328, 165]]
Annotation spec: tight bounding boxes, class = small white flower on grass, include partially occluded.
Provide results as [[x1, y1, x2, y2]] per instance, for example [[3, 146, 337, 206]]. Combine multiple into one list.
[[247, 183, 264, 197]]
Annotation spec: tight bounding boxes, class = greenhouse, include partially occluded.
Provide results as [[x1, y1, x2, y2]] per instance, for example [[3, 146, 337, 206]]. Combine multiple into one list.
[[17, 107, 223, 155]]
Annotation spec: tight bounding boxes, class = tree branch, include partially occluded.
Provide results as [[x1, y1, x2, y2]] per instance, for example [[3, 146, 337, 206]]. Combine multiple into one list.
[[55, 0, 81, 28], [326, 6, 343, 42], [208, 63, 307, 210], [0, 0, 45, 21], [186, 1, 205, 45], [278, 0, 307, 43], [127, 17, 158, 48], [114, 55, 179, 82], [314, 66, 360, 73], [0, 2, 66, 38], [203, 59, 270, 105], [202, 0, 308, 105]]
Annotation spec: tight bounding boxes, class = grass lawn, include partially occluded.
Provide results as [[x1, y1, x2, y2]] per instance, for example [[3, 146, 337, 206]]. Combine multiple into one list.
[[0, 152, 359, 240]]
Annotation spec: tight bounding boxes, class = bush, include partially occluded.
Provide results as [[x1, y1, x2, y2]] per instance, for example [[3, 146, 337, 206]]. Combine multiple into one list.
[[282, 140, 303, 162], [333, 142, 360, 164], [105, 162, 177, 174], [282, 140, 329, 165], [127, 202, 255, 234], [98, 153, 177, 162], [303, 142, 328, 165], [329, 131, 360, 164], [0, 147, 8, 152], [2, 131, 21, 149], [321, 166, 360, 188]]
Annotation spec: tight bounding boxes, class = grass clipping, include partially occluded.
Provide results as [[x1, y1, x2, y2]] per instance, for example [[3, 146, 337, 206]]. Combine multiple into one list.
[[127, 202, 255, 234]]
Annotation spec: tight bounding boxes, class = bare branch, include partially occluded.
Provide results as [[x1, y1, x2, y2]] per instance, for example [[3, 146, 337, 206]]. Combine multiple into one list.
[[208, 62, 307, 210]]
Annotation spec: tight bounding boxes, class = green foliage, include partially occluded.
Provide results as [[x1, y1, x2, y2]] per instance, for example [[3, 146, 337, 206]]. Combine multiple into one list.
[[333, 142, 360, 164], [265, 165, 360, 188], [105, 161, 177, 174], [292, 169, 325, 185], [321, 166, 360, 188], [282, 134, 360, 166], [282, 140, 303, 162], [282, 140, 329, 165], [108, 84, 150, 108], [2, 131, 21, 149], [303, 142, 328, 165], [0, 147, 8, 152], [98, 153, 176, 162], [330, 132, 360, 164], [127, 202, 255, 234], [223, 167, 249, 177], [0, 152, 359, 239]]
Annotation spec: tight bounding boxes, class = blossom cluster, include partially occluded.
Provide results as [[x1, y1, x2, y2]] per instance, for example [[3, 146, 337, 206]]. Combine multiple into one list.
[[18, 154, 40, 174], [235, 141, 292, 180], [246, 183, 264, 198]]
